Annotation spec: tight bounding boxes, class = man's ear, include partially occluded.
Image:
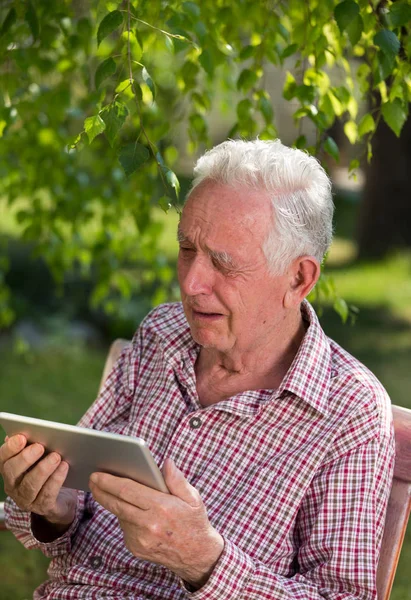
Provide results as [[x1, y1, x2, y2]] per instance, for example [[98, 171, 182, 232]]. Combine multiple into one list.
[[284, 256, 321, 308]]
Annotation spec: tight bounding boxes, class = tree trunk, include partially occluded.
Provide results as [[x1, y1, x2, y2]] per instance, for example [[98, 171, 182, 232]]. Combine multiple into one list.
[[357, 116, 411, 259]]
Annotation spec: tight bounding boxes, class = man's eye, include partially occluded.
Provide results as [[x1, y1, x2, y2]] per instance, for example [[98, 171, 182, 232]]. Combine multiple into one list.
[[179, 246, 195, 253], [212, 257, 235, 275]]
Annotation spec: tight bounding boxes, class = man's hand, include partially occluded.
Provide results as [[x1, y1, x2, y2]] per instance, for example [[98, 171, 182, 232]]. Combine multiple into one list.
[[0, 434, 77, 531], [89, 458, 224, 589]]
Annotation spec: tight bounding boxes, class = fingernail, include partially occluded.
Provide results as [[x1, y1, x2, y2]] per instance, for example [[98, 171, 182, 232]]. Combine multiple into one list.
[[89, 474, 97, 484], [59, 461, 69, 473], [11, 435, 24, 448], [49, 453, 60, 464], [29, 443, 43, 456]]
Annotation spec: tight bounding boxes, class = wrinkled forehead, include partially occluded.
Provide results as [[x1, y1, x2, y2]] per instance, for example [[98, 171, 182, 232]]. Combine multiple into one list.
[[182, 181, 273, 236]]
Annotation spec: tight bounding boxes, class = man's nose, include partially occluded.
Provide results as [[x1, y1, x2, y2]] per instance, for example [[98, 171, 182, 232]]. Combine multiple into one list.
[[180, 255, 214, 296]]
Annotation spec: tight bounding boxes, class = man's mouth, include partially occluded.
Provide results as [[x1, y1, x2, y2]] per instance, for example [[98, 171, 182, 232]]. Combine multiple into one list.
[[192, 309, 224, 320]]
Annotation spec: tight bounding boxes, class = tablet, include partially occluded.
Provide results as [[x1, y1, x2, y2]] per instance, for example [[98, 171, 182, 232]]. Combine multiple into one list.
[[0, 412, 168, 494]]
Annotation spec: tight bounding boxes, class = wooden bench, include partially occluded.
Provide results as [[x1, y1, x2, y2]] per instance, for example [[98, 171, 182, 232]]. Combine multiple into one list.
[[1, 340, 410, 599]]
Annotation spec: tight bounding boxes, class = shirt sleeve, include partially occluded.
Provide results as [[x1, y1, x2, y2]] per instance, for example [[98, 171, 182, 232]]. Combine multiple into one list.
[[183, 430, 395, 600], [4, 341, 138, 557]]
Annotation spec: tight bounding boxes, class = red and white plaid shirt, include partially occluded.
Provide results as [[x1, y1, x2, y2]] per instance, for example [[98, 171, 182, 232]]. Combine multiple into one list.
[[6, 301, 395, 599]]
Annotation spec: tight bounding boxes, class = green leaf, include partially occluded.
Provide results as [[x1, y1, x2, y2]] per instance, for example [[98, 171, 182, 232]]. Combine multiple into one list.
[[199, 49, 214, 76], [121, 31, 142, 62], [158, 196, 172, 213], [165, 169, 180, 199], [142, 67, 156, 100], [239, 45, 255, 60], [237, 69, 258, 92], [349, 158, 360, 173], [282, 43, 298, 59], [258, 96, 274, 124], [237, 98, 253, 121], [375, 49, 396, 82], [25, 2, 39, 40], [95, 57, 116, 89], [118, 142, 150, 176], [68, 132, 83, 149], [324, 137, 340, 162], [183, 2, 201, 19], [334, 0, 360, 33], [283, 72, 297, 101], [381, 99, 408, 137], [374, 29, 400, 60], [0, 7, 16, 37], [294, 135, 307, 149], [358, 113, 375, 137], [101, 100, 129, 147], [84, 115, 106, 143], [344, 120, 357, 144], [334, 297, 349, 323], [346, 14, 363, 46], [97, 10, 123, 47], [389, 1, 411, 28]]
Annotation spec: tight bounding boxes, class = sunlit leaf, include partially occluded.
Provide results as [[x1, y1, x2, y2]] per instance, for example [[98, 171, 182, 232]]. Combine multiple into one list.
[[381, 99, 408, 137], [358, 114, 375, 137], [344, 120, 357, 144], [84, 115, 106, 143], [158, 196, 172, 213], [165, 169, 180, 199], [283, 72, 297, 100]]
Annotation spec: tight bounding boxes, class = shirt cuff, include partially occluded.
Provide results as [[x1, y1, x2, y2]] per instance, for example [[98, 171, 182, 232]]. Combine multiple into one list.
[[182, 537, 254, 599], [5, 492, 85, 558]]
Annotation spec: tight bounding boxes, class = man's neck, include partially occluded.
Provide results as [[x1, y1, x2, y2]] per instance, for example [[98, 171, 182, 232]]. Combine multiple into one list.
[[195, 310, 308, 403]]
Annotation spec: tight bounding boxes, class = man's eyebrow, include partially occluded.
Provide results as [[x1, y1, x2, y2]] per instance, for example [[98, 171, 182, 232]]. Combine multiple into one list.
[[176, 226, 190, 244], [177, 226, 236, 268], [209, 248, 235, 268]]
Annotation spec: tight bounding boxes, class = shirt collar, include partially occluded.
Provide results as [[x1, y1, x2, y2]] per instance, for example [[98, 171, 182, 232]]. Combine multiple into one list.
[[276, 300, 332, 416], [156, 301, 332, 416]]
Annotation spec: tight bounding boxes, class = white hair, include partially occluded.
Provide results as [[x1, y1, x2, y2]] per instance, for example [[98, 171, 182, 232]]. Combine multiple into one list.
[[187, 139, 334, 274]]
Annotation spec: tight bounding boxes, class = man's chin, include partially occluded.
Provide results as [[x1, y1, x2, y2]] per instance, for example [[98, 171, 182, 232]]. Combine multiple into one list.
[[190, 325, 226, 350]]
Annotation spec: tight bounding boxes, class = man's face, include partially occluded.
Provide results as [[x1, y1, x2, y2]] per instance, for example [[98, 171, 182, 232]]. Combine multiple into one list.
[[177, 182, 291, 354]]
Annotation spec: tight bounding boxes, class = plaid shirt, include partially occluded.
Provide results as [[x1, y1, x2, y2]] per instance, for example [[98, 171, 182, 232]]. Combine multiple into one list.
[[5, 301, 395, 599]]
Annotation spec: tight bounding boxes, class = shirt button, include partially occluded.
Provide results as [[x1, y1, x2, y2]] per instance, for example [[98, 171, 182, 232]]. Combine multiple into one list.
[[89, 555, 102, 569], [189, 416, 202, 430]]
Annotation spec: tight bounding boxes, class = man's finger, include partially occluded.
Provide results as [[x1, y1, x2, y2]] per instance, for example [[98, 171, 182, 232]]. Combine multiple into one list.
[[2, 442, 45, 488], [89, 479, 143, 522], [0, 434, 27, 467], [33, 461, 69, 513], [162, 458, 201, 507], [19, 452, 63, 502], [89, 473, 163, 511]]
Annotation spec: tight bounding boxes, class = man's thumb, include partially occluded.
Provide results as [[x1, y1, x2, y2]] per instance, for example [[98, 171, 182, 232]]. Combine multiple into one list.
[[163, 458, 201, 507]]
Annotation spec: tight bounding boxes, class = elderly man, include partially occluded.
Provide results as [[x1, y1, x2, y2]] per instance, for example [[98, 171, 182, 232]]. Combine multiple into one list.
[[1, 140, 394, 599]]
